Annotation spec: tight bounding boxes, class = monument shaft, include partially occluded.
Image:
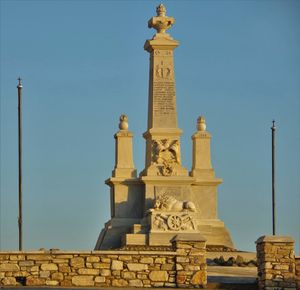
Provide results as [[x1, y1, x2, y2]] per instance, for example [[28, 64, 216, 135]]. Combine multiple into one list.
[[147, 49, 177, 129]]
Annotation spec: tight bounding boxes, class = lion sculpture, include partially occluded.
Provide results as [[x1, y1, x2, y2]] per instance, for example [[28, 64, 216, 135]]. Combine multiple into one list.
[[153, 194, 197, 212]]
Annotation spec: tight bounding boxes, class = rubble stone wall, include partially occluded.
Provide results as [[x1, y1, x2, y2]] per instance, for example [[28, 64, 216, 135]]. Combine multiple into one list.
[[256, 235, 296, 290], [0, 238, 206, 288]]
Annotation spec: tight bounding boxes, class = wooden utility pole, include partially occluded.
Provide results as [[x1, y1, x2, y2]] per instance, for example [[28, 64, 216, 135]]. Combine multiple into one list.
[[271, 120, 276, 235], [17, 77, 23, 250]]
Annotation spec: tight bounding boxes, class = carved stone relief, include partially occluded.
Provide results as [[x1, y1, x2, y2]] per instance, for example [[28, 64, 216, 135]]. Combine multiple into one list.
[[152, 212, 196, 232], [152, 139, 180, 176], [153, 193, 196, 212]]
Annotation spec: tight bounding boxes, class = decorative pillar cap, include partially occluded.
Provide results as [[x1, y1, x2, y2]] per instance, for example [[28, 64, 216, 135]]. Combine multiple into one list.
[[256, 235, 295, 244], [197, 116, 206, 131], [148, 4, 175, 39], [119, 114, 129, 130]]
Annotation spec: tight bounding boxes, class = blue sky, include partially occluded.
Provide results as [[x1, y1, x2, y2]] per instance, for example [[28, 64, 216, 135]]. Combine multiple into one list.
[[1, 0, 299, 253]]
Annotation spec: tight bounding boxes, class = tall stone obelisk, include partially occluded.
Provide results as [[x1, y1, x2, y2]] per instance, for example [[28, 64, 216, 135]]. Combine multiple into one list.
[[142, 4, 188, 178]]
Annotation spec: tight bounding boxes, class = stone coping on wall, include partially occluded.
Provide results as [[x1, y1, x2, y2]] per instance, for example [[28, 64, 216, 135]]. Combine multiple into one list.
[[256, 235, 295, 244], [0, 250, 177, 255]]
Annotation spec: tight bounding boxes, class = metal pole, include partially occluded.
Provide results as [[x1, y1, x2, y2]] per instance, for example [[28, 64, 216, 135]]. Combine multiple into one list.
[[271, 120, 276, 235], [17, 77, 23, 250]]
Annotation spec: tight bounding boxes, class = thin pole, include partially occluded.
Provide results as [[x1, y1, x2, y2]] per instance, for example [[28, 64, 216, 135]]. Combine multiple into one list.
[[17, 77, 23, 250], [271, 120, 276, 235]]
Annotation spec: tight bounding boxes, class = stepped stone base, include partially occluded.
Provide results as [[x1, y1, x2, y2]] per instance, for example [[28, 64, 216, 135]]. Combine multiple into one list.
[[95, 218, 141, 250], [96, 217, 234, 250]]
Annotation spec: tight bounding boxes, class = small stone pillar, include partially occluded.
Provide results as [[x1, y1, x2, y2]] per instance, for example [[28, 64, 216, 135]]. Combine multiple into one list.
[[112, 115, 137, 178], [256, 235, 296, 290], [172, 234, 207, 288], [190, 116, 215, 179]]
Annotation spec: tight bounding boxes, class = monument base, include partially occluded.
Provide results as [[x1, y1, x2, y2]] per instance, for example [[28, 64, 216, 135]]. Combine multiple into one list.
[[95, 217, 141, 250], [122, 219, 234, 249]]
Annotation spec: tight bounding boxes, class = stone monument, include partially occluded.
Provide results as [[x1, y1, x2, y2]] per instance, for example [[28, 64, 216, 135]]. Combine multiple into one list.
[[95, 4, 234, 250]]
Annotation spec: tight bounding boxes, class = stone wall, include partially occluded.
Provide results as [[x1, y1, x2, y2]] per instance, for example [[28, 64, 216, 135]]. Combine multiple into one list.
[[295, 256, 300, 289], [0, 236, 206, 288], [256, 236, 296, 290]]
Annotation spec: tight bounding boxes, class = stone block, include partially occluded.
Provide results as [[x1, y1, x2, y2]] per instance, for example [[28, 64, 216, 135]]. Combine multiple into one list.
[[161, 263, 175, 270], [149, 270, 168, 281], [0, 263, 20, 271], [122, 271, 136, 279], [127, 263, 148, 271], [40, 263, 58, 271], [0, 255, 9, 260], [72, 275, 94, 286], [154, 257, 166, 264], [100, 269, 111, 276], [112, 270, 121, 276], [152, 282, 164, 287], [46, 280, 59, 286], [137, 273, 148, 279], [129, 279, 143, 287], [78, 268, 99, 275], [39, 271, 50, 278], [86, 256, 100, 263], [52, 258, 69, 263], [176, 274, 186, 284], [101, 257, 111, 263], [177, 256, 189, 263], [95, 276, 106, 283], [166, 282, 177, 288], [70, 257, 85, 268], [140, 257, 153, 264], [19, 260, 34, 267], [93, 262, 110, 269], [59, 265, 70, 272], [112, 278, 128, 287], [61, 279, 73, 287], [10, 255, 25, 261], [1, 277, 17, 286], [26, 276, 46, 286], [111, 260, 123, 270], [190, 270, 206, 285], [118, 255, 132, 261], [51, 272, 64, 281], [274, 264, 290, 270], [27, 255, 52, 261]]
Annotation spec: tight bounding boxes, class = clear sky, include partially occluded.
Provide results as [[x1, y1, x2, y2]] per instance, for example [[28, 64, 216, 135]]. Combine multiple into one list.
[[0, 0, 299, 254]]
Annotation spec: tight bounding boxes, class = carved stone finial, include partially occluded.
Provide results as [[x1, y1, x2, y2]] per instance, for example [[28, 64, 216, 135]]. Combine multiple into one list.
[[156, 4, 166, 17], [119, 114, 128, 130], [148, 4, 175, 36], [197, 116, 206, 131]]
